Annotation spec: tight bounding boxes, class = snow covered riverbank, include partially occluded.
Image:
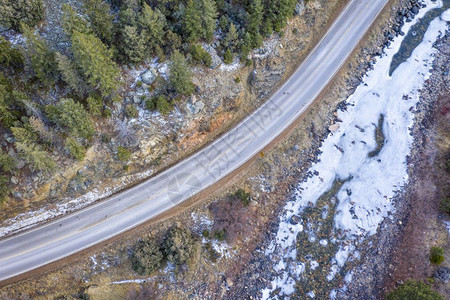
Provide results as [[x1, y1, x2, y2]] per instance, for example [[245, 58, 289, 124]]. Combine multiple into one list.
[[261, 1, 449, 298]]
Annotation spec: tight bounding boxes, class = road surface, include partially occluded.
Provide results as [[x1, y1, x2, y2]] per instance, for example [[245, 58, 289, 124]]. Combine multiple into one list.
[[0, 0, 389, 283]]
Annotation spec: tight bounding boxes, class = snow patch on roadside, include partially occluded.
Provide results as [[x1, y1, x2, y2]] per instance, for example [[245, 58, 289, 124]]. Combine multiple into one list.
[[261, 1, 447, 298]]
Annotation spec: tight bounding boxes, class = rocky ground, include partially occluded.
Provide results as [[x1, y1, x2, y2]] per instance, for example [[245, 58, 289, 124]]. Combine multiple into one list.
[[2, 0, 448, 299]]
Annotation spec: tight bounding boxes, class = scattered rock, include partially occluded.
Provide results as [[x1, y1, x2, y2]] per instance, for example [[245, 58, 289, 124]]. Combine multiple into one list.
[[434, 267, 450, 283], [294, 1, 305, 15], [202, 44, 222, 69], [10, 176, 18, 185], [290, 215, 301, 225], [187, 99, 205, 115], [141, 68, 157, 85], [329, 123, 340, 132]]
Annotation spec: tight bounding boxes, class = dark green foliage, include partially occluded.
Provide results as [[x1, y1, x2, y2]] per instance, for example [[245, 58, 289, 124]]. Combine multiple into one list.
[[117, 145, 131, 161], [71, 31, 120, 97], [247, 0, 263, 36], [120, 25, 146, 63], [441, 197, 450, 215], [55, 53, 85, 96], [202, 229, 209, 238], [144, 95, 171, 114], [184, 0, 202, 42], [169, 51, 194, 96], [0, 0, 44, 32], [0, 37, 23, 69], [125, 104, 138, 118], [204, 241, 220, 262], [213, 229, 226, 241], [62, 4, 92, 37], [131, 239, 164, 275], [139, 3, 166, 53], [0, 81, 19, 128], [11, 125, 37, 144], [51, 98, 95, 140], [16, 142, 56, 173], [429, 247, 444, 265], [65, 137, 86, 161], [386, 280, 444, 300], [234, 76, 241, 83], [184, 0, 218, 42], [144, 97, 156, 111], [163, 225, 197, 266], [0, 150, 15, 173], [83, 0, 114, 45], [0, 175, 9, 204], [164, 30, 182, 54], [156, 96, 172, 115], [190, 44, 212, 67], [86, 95, 103, 116], [22, 24, 58, 86], [223, 22, 238, 51], [234, 188, 250, 206], [223, 48, 233, 64]]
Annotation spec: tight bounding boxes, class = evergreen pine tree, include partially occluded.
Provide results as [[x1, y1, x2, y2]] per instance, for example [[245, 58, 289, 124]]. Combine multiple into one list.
[[223, 22, 238, 51], [0, 0, 44, 32], [16, 142, 56, 173], [184, 0, 202, 42], [0, 37, 23, 69], [54, 98, 95, 140], [55, 53, 85, 96], [247, 0, 263, 36], [71, 31, 120, 97], [223, 48, 233, 64], [62, 4, 92, 38], [198, 0, 217, 42], [22, 24, 58, 86], [83, 0, 115, 45], [169, 50, 194, 96], [139, 3, 166, 53], [120, 25, 146, 63]]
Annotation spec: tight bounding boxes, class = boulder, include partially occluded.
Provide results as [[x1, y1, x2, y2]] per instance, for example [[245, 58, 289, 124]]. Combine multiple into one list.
[[10, 176, 18, 184], [141, 68, 157, 85], [202, 44, 222, 69], [329, 123, 340, 132], [290, 214, 301, 225], [294, 1, 305, 15], [186, 98, 205, 115]]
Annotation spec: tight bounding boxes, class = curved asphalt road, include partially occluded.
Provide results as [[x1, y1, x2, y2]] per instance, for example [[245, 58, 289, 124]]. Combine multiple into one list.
[[0, 0, 389, 283]]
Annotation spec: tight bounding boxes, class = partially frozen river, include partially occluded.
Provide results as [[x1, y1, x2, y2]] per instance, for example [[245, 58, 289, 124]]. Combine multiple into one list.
[[261, 1, 449, 298]]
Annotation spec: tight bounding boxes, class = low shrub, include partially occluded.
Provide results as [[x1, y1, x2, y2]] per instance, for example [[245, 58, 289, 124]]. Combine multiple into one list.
[[441, 197, 450, 215], [163, 225, 197, 266], [191, 44, 212, 67], [234, 188, 250, 206], [125, 105, 138, 118], [223, 48, 233, 64], [430, 246, 444, 265], [65, 137, 86, 161], [213, 229, 226, 241], [386, 280, 443, 300], [117, 146, 131, 162], [131, 239, 164, 275]]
